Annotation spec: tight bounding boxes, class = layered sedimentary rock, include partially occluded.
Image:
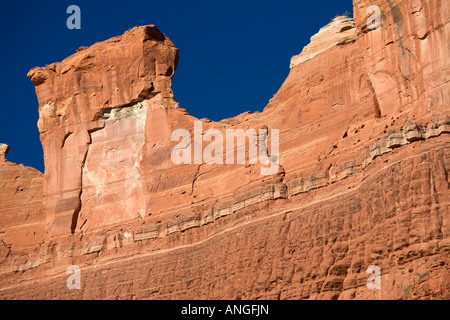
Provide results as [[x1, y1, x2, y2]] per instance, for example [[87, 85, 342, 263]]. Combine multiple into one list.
[[0, 144, 45, 270], [0, 0, 449, 299], [27, 25, 179, 237]]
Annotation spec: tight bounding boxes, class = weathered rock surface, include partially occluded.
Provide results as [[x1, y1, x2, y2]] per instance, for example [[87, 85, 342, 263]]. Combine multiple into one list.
[[290, 15, 357, 68], [0, 0, 449, 299], [27, 25, 179, 237], [0, 145, 45, 271]]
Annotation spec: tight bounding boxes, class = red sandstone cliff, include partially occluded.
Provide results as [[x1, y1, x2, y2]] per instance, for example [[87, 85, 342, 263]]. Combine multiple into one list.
[[0, 0, 449, 299]]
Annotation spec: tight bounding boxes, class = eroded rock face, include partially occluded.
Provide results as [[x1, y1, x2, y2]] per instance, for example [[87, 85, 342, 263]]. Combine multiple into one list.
[[352, 0, 450, 120], [0, 145, 45, 275], [27, 25, 179, 237], [0, 144, 9, 159], [0, 0, 448, 299], [290, 16, 357, 68]]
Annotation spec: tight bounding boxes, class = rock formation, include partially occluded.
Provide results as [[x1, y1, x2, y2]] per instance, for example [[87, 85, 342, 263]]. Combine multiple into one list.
[[0, 144, 45, 271], [0, 0, 449, 299]]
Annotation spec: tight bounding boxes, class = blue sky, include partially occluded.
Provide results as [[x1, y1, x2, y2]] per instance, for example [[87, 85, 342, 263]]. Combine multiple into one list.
[[0, 0, 353, 172]]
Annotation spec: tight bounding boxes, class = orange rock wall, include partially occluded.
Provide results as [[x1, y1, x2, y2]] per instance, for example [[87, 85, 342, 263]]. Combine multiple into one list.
[[0, 0, 448, 299]]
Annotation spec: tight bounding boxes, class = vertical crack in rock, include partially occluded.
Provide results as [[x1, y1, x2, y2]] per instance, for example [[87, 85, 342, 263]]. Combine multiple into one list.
[[61, 132, 73, 149], [443, 159, 450, 188], [190, 165, 218, 197], [367, 76, 382, 118], [71, 125, 105, 234]]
